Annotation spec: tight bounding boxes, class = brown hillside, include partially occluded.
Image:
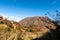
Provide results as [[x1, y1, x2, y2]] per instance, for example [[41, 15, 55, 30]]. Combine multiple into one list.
[[0, 16, 60, 40], [19, 16, 56, 30]]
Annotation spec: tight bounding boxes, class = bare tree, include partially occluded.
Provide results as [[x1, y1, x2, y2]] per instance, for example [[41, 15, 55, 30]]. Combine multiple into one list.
[[55, 10, 60, 25]]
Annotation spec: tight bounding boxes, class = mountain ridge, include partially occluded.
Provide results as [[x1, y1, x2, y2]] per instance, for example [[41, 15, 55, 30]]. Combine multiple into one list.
[[0, 16, 60, 40]]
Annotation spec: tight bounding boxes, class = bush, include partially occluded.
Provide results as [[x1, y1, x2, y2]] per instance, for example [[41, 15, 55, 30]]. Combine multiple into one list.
[[0, 27, 3, 30], [9, 23, 13, 28], [1, 21, 4, 24], [27, 29, 33, 32], [4, 27, 11, 31]]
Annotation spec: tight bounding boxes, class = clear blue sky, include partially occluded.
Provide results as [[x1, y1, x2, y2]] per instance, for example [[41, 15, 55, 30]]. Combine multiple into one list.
[[0, 0, 60, 21]]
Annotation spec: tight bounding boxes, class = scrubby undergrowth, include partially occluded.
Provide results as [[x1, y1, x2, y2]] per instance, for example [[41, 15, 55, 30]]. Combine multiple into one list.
[[0, 16, 60, 40]]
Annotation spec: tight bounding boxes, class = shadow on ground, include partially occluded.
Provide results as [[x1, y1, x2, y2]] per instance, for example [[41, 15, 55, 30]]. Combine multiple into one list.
[[33, 24, 60, 40]]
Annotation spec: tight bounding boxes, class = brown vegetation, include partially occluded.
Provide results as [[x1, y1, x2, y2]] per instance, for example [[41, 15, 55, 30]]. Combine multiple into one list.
[[0, 16, 60, 40]]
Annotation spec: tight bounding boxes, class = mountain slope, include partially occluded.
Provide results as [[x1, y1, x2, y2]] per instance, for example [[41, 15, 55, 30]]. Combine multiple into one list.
[[19, 16, 56, 30], [0, 16, 60, 40]]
